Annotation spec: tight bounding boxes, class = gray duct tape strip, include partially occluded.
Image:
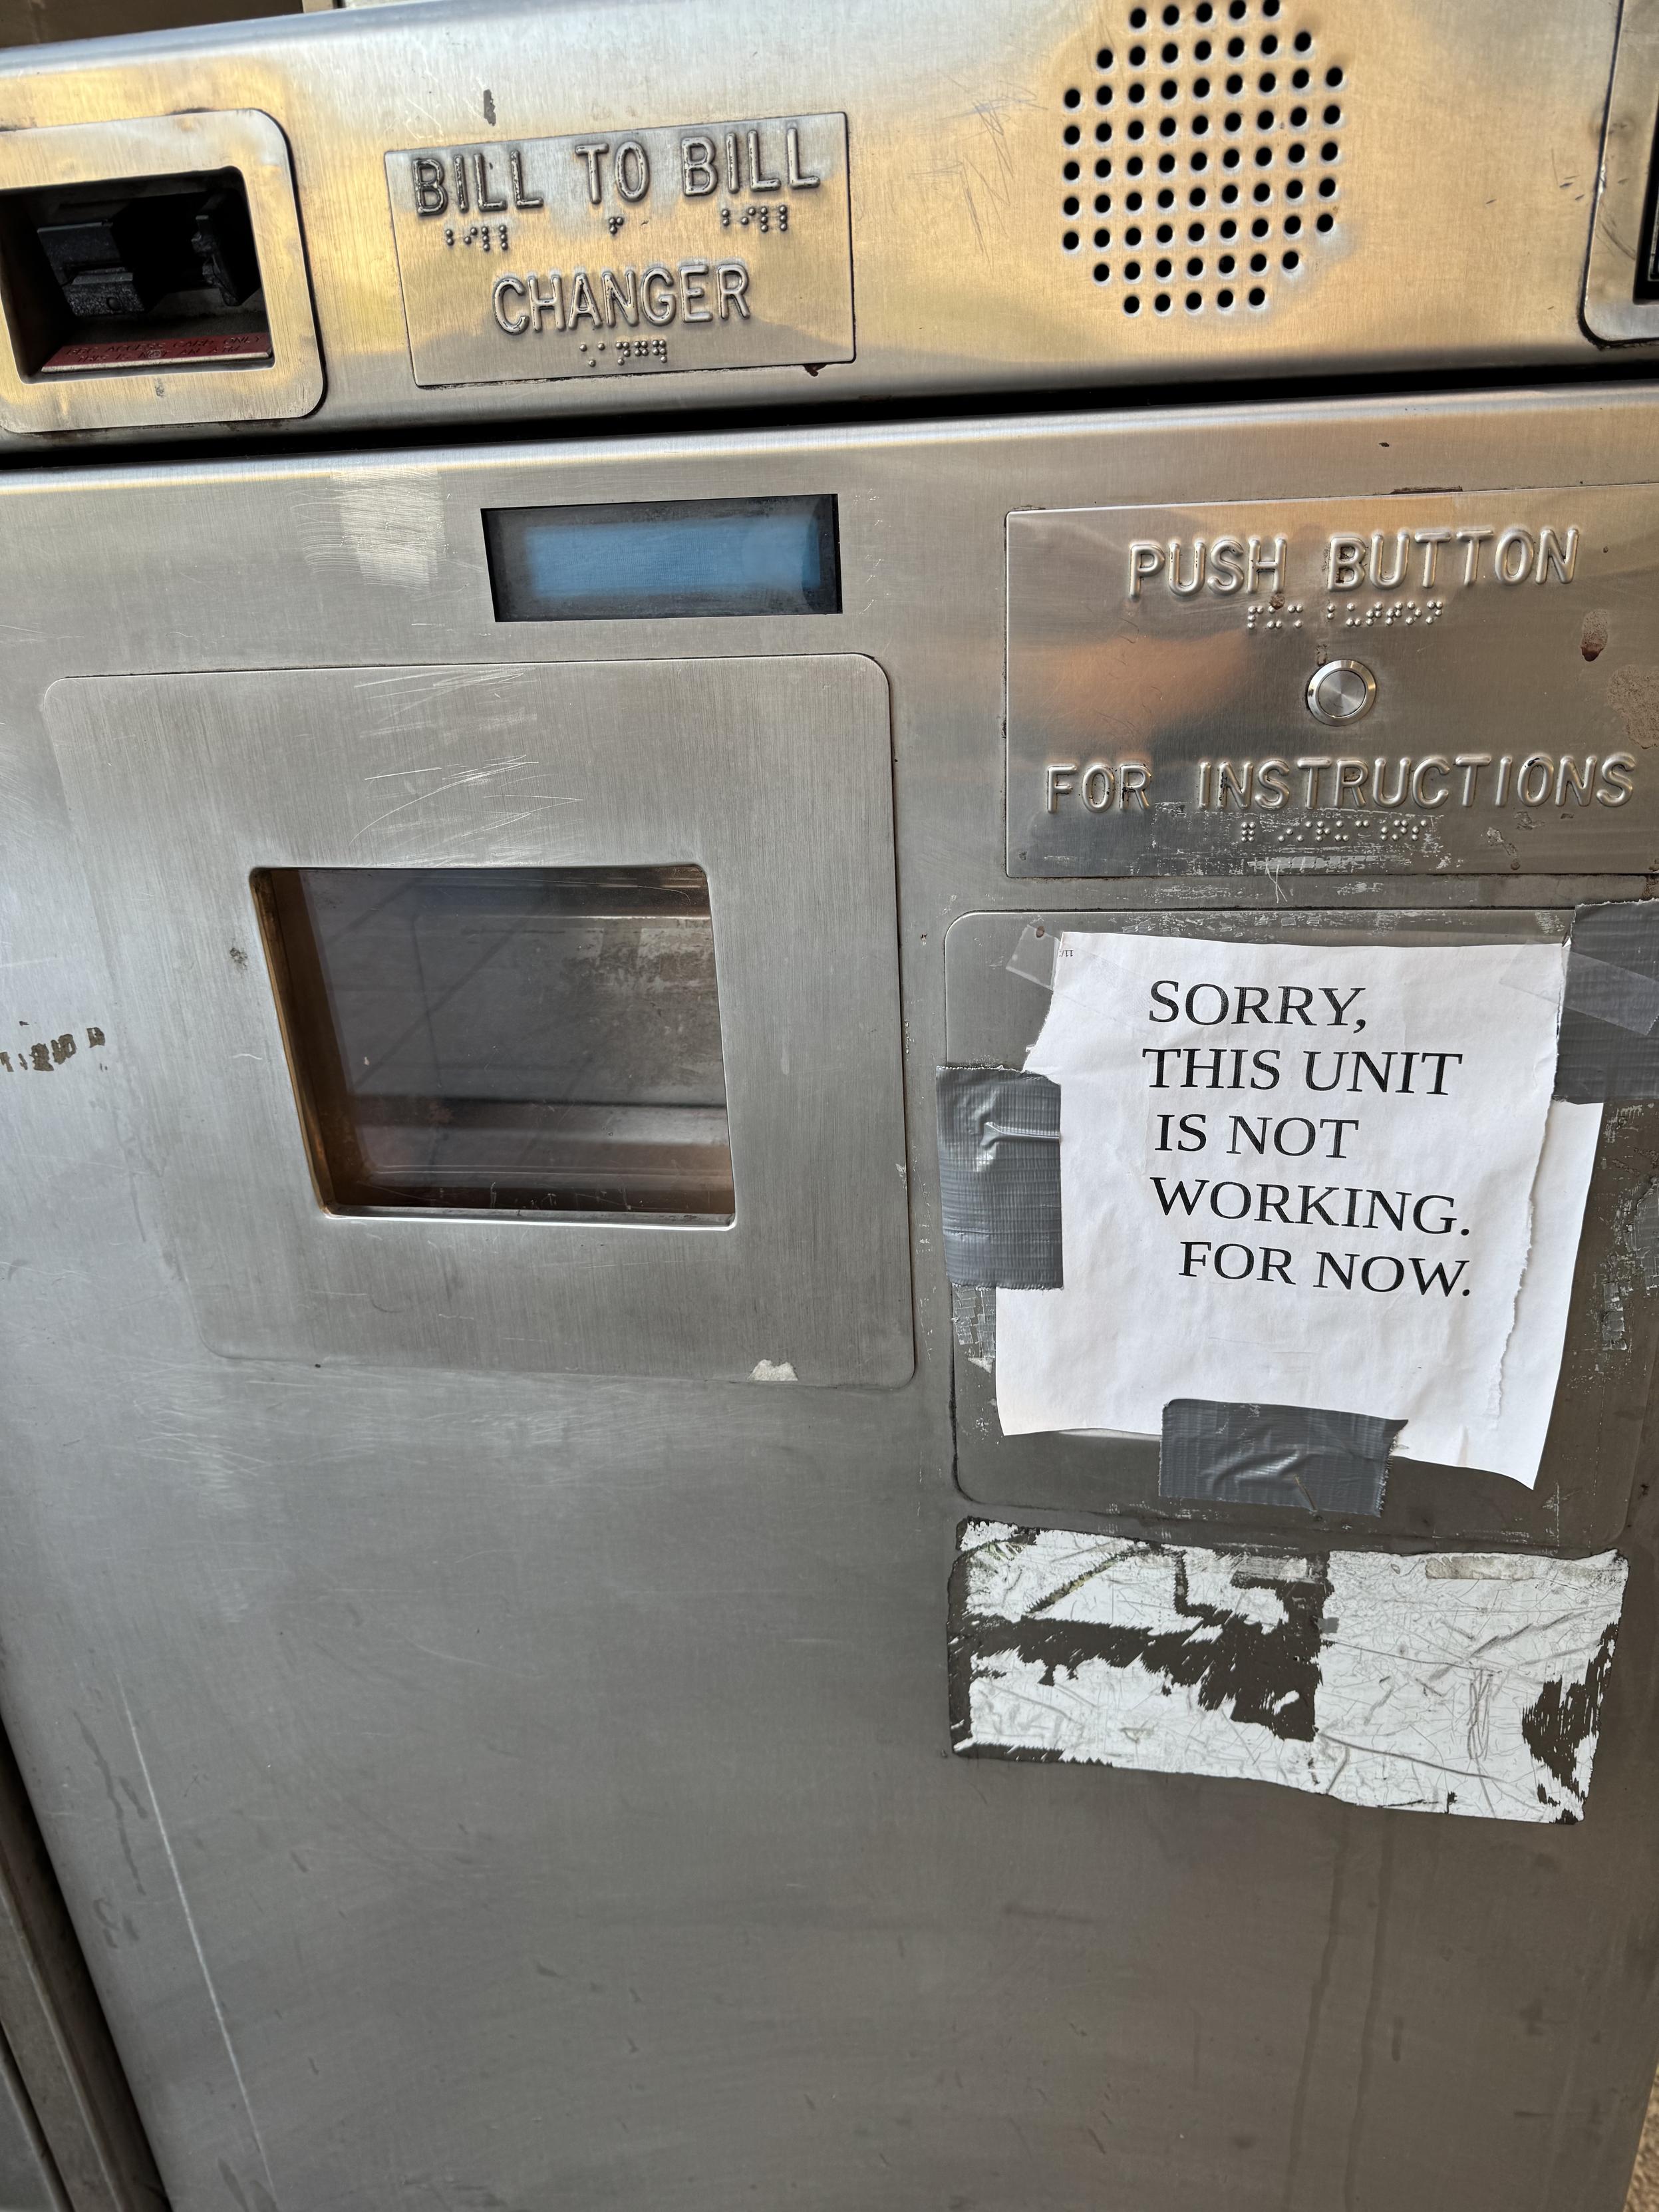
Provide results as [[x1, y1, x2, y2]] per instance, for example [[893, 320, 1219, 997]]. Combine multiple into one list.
[[1160, 1398, 1404, 1515], [1556, 901, 1659, 1101], [951, 1283, 998, 1370], [936, 1066, 1062, 1289]]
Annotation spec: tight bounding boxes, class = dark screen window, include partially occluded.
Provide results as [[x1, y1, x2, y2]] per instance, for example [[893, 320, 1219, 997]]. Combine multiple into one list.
[[483, 495, 841, 621], [257, 865, 732, 1220]]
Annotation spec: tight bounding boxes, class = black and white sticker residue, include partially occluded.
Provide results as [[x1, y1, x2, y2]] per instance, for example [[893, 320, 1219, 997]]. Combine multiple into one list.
[[950, 1523, 1626, 1823]]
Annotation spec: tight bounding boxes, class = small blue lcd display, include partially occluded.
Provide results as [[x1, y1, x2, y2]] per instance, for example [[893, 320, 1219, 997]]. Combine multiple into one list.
[[484, 495, 841, 621]]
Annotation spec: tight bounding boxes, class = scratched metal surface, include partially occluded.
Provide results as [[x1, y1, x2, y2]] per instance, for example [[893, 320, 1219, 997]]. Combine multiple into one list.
[[41, 658, 912, 1386], [0, 0, 1634, 446], [5, 387, 1659, 2209]]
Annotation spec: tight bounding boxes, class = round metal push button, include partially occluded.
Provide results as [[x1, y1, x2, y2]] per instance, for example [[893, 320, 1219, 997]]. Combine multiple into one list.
[[1306, 658, 1378, 726]]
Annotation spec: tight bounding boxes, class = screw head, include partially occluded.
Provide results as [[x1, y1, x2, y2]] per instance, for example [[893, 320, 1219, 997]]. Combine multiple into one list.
[[1306, 658, 1377, 725]]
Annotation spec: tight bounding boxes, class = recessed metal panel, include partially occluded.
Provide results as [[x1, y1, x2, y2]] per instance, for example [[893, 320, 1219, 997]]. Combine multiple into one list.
[[384, 114, 853, 387], [942, 906, 1659, 1555], [0, 112, 321, 434], [1006, 488, 1659, 878], [1583, 0, 1659, 342], [43, 656, 911, 1388]]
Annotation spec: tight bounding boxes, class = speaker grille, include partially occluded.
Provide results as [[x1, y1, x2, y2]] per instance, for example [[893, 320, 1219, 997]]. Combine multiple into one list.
[[1060, 0, 1346, 321]]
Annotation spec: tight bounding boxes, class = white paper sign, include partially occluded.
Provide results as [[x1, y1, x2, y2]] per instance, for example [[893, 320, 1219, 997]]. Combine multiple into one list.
[[995, 933, 1598, 1486]]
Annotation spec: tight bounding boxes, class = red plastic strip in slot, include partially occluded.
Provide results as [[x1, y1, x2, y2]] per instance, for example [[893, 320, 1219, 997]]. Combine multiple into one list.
[[38, 332, 273, 372]]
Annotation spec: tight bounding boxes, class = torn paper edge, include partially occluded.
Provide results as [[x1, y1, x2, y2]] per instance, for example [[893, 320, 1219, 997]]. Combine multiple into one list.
[[950, 1521, 1626, 1823]]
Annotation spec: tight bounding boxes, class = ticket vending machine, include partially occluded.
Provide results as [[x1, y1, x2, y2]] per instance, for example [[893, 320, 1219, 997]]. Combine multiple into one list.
[[7, 6, 1659, 2212]]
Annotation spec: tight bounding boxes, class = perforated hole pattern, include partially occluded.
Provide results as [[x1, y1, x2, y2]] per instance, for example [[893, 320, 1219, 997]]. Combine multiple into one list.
[[1060, 0, 1344, 319]]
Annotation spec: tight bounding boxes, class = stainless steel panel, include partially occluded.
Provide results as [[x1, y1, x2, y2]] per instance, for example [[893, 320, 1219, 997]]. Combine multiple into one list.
[[1584, 0, 1659, 343], [1007, 490, 1659, 878], [0, 2054, 63, 2212], [6, 388, 1659, 2211], [0, 1731, 162, 2212], [941, 906, 1659, 1552], [0, 0, 1632, 445], [385, 114, 853, 387], [45, 656, 912, 1386]]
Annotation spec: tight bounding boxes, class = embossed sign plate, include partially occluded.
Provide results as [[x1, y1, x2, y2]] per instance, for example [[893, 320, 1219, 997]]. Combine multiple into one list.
[[1007, 489, 1659, 877], [384, 116, 852, 387]]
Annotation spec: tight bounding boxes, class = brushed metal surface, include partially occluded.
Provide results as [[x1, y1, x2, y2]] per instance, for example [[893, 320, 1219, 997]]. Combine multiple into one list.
[[385, 114, 853, 387], [0, 1734, 162, 2212], [0, 109, 321, 433], [45, 657, 912, 1386], [1007, 490, 1659, 878], [7, 387, 1659, 2211], [942, 905, 1659, 1550], [0, 0, 1632, 445], [0, 2052, 63, 2212], [1584, 0, 1659, 343]]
